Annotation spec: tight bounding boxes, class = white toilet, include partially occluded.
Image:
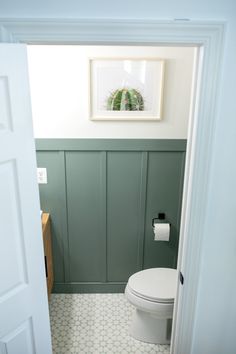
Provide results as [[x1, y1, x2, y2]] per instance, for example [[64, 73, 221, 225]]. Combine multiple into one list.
[[125, 267, 177, 344]]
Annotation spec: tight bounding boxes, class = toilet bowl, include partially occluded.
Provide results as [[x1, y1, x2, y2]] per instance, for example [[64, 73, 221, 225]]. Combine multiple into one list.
[[125, 268, 177, 344]]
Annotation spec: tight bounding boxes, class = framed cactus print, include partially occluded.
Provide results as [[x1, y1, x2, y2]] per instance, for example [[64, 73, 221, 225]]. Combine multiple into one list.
[[89, 58, 165, 120]]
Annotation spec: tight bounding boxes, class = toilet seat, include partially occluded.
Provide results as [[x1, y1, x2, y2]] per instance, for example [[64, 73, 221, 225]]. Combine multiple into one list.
[[127, 268, 177, 303]]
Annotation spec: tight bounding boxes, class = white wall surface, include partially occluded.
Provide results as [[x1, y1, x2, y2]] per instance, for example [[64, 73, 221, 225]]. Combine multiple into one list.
[[27, 45, 194, 138], [0, 1, 236, 353]]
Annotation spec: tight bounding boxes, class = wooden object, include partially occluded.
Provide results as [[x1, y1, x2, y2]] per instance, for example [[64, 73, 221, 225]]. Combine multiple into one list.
[[41, 213, 54, 298]]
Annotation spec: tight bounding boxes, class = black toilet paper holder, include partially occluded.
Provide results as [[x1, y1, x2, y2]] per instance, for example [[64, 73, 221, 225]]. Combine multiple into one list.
[[152, 213, 170, 227]]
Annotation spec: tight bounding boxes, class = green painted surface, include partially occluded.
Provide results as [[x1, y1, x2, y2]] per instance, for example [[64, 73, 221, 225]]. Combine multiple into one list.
[[66, 152, 106, 282], [35, 139, 186, 152], [143, 152, 185, 269], [36, 152, 65, 282], [53, 282, 126, 293], [36, 139, 186, 293], [107, 152, 142, 281]]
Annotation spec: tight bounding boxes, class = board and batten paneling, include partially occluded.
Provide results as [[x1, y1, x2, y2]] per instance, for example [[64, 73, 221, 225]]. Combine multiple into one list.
[[36, 139, 186, 293]]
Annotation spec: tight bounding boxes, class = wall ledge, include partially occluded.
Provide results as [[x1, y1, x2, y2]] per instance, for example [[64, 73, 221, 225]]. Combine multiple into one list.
[[35, 139, 187, 151]]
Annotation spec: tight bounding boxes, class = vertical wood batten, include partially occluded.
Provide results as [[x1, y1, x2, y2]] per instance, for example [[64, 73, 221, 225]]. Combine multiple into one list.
[[137, 151, 148, 270], [100, 151, 107, 282], [60, 150, 71, 282]]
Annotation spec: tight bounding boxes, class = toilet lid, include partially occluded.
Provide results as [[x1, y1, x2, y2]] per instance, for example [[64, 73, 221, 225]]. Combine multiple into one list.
[[128, 268, 177, 303]]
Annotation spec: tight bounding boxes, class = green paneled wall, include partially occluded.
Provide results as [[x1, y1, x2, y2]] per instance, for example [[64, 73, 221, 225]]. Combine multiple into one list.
[[36, 139, 186, 293]]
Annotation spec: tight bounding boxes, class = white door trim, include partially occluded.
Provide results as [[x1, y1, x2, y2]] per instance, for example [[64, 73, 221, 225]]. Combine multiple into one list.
[[0, 19, 226, 354]]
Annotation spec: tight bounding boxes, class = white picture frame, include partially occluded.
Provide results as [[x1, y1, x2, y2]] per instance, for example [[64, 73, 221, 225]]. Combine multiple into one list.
[[89, 58, 165, 121]]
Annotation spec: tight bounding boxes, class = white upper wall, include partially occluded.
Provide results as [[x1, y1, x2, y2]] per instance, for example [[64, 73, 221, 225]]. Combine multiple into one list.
[[27, 45, 195, 138]]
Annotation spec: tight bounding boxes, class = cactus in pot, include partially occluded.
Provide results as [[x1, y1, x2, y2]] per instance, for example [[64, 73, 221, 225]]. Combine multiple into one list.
[[107, 88, 144, 111]]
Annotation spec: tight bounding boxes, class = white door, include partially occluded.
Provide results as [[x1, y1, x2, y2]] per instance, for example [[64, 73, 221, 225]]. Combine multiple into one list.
[[0, 44, 52, 353]]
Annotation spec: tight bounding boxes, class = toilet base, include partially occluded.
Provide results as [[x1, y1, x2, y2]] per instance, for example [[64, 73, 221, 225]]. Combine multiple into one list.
[[130, 309, 172, 344]]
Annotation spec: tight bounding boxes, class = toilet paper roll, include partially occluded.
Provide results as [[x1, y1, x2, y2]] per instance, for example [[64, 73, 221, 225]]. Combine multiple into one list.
[[153, 223, 170, 241]]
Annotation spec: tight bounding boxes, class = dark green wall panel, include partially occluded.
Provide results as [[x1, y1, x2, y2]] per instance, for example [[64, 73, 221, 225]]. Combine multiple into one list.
[[107, 152, 142, 281], [36, 152, 65, 282], [66, 152, 106, 282], [143, 152, 185, 269]]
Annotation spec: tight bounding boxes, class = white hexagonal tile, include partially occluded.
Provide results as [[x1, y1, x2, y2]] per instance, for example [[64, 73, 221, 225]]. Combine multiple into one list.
[[49, 293, 170, 353]]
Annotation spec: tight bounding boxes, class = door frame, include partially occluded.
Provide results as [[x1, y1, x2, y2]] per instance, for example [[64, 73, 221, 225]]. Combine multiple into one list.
[[0, 19, 225, 354]]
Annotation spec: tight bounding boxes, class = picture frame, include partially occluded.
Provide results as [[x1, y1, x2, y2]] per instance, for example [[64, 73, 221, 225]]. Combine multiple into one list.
[[89, 58, 165, 121]]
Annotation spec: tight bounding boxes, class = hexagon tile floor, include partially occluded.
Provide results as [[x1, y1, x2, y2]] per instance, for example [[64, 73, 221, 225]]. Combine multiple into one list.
[[49, 293, 170, 354]]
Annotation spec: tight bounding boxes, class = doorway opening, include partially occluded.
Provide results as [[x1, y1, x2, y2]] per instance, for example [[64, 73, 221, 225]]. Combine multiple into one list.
[[26, 43, 199, 353]]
